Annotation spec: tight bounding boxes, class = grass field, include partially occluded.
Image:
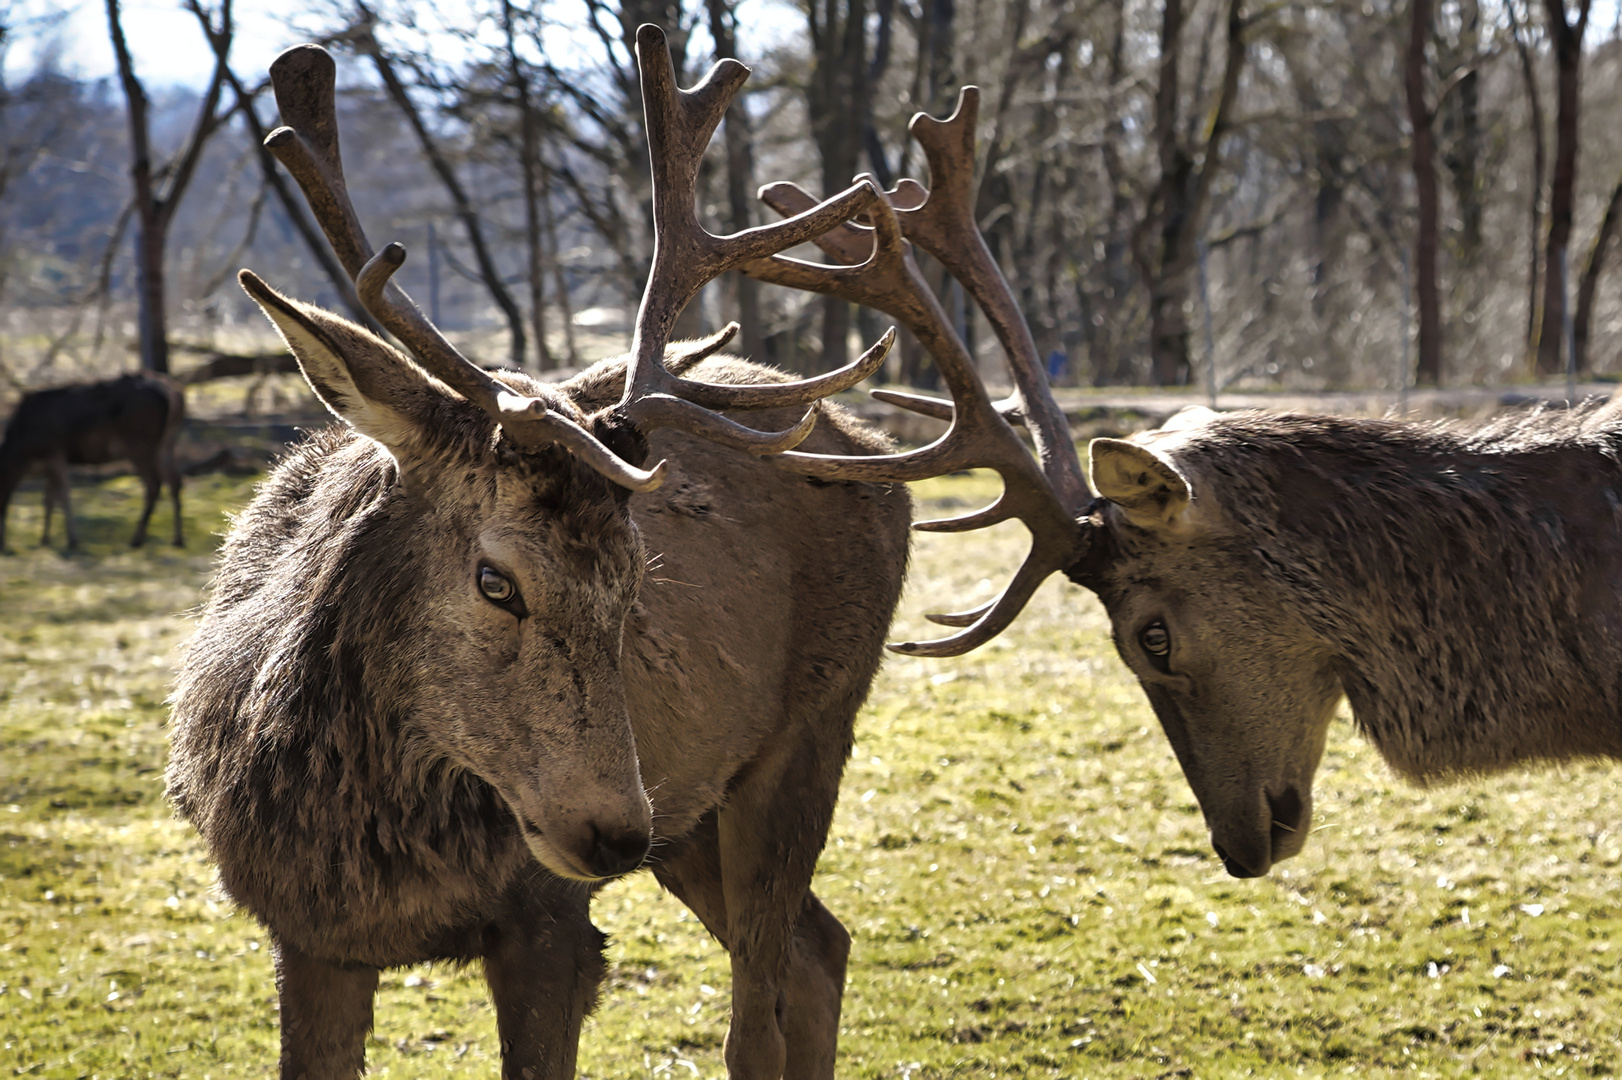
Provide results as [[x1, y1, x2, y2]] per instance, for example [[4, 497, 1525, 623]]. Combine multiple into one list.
[[2, 465, 1620, 1079]]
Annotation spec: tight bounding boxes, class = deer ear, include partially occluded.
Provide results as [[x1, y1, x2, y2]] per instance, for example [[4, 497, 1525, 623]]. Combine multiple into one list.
[[1089, 438, 1192, 529], [239, 270, 434, 456]]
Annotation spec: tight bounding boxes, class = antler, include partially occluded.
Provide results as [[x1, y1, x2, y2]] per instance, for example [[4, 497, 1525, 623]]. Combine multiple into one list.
[[611, 24, 896, 453], [740, 89, 1099, 656], [263, 34, 893, 488], [264, 43, 666, 490]]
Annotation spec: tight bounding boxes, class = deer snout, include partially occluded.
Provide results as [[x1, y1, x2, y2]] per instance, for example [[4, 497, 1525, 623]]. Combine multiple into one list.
[[517, 799, 653, 882], [1210, 783, 1310, 879]]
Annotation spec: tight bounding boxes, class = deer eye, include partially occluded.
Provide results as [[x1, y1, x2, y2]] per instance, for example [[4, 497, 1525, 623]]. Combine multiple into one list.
[[478, 565, 517, 605], [1140, 621, 1171, 657]]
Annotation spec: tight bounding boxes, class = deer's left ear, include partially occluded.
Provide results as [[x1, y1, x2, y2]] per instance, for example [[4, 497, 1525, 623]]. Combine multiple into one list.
[[239, 270, 438, 460], [1089, 438, 1192, 530]]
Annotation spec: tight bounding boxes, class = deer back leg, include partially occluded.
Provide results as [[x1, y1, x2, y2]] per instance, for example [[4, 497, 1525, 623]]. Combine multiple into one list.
[[482, 870, 608, 1079], [273, 939, 379, 1080], [38, 478, 52, 547], [129, 459, 161, 548], [163, 456, 183, 546], [653, 723, 850, 1079], [655, 829, 850, 1080]]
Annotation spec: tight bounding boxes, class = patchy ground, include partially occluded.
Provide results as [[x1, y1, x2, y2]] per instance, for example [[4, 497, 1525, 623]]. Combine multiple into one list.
[[1, 468, 1619, 1078]]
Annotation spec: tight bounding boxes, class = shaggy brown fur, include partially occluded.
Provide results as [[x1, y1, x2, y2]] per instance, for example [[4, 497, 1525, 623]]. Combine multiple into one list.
[[168, 282, 910, 1080], [1081, 404, 1622, 879]]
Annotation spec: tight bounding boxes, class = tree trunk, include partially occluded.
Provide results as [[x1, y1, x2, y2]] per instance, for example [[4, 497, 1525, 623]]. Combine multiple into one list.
[[1573, 168, 1622, 372], [108, 0, 233, 375], [1508, 0, 1547, 359], [1406, 0, 1442, 386], [1536, 0, 1591, 376], [706, 0, 764, 363], [502, 0, 551, 371], [1135, 0, 1245, 387], [804, 0, 869, 372]]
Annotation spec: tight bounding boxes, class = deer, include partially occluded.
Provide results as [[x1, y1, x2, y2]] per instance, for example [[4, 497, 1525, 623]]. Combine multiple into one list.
[[0, 372, 185, 552], [167, 31, 911, 1080], [735, 85, 1622, 885]]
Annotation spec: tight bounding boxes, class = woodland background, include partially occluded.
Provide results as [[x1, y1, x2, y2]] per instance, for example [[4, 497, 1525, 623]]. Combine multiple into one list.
[[4, 0, 1622, 400]]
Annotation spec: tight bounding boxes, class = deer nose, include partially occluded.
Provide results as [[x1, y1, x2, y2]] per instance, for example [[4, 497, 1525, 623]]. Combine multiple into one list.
[[587, 823, 650, 878]]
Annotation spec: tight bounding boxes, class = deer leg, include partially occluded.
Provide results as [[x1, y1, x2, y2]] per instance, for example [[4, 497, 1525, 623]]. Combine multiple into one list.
[[776, 891, 849, 1080], [164, 459, 183, 546], [45, 458, 77, 551], [39, 480, 53, 547], [130, 461, 161, 548], [273, 939, 379, 1080], [482, 872, 607, 1079]]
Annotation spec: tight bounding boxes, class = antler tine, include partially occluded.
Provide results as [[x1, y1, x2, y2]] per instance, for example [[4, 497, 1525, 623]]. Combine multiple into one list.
[[888, 87, 1091, 515], [616, 24, 892, 451], [264, 44, 664, 490]]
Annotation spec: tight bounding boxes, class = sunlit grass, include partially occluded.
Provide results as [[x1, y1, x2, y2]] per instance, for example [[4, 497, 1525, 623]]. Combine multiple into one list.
[[2, 468, 1620, 1077]]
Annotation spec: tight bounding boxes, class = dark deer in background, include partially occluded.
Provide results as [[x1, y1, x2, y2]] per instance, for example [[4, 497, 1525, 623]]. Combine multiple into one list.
[[168, 30, 908, 1080], [0, 372, 184, 552], [756, 87, 1622, 884]]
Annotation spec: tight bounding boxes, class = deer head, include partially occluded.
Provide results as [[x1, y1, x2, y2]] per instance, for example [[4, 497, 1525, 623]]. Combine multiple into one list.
[[242, 29, 897, 882]]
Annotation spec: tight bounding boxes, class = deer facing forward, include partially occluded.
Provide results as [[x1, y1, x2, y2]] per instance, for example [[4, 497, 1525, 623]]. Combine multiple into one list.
[[168, 34, 908, 1080]]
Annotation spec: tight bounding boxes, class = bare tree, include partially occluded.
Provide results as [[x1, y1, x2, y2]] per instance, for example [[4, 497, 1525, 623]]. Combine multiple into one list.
[[1406, 0, 1442, 386], [106, 0, 236, 374], [1535, 0, 1592, 376], [1133, 0, 1248, 386], [340, 4, 529, 369]]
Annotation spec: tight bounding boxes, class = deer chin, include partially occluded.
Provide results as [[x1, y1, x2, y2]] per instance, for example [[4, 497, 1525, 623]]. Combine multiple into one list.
[[516, 818, 609, 882]]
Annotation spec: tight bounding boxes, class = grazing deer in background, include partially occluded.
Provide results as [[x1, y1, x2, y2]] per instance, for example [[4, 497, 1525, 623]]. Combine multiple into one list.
[[167, 32, 909, 1080], [753, 86, 1622, 884], [0, 372, 184, 552]]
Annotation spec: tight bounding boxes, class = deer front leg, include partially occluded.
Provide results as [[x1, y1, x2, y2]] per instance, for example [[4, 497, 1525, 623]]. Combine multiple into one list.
[[43, 457, 76, 550], [273, 939, 379, 1080], [482, 871, 608, 1080]]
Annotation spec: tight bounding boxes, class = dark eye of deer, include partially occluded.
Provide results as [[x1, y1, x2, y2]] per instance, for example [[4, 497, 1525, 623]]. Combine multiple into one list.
[[1141, 622, 1170, 657], [478, 565, 516, 605]]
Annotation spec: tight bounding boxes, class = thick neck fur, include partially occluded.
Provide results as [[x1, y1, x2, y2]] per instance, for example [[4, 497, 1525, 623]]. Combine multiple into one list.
[[1183, 408, 1622, 782], [169, 413, 622, 961]]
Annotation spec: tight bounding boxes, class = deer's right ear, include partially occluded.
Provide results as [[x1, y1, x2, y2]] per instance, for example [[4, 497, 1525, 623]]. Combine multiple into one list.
[[1089, 438, 1192, 530], [239, 270, 434, 458]]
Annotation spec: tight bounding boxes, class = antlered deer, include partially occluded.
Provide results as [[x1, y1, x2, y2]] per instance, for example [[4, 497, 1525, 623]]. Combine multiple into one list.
[[741, 86, 1622, 884], [168, 32, 908, 1080], [0, 372, 184, 551]]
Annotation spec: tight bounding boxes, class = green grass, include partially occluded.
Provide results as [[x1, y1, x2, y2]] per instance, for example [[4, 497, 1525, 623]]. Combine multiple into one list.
[[3, 468, 1621, 1078]]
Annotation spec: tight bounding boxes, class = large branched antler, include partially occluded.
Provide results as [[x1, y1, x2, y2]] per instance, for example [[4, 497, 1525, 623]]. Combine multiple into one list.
[[740, 88, 1100, 656], [610, 24, 895, 453], [262, 32, 894, 489], [264, 44, 667, 490]]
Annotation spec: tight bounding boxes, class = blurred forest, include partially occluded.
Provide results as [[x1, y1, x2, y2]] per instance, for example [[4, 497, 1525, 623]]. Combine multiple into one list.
[[5, 0, 1622, 398]]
